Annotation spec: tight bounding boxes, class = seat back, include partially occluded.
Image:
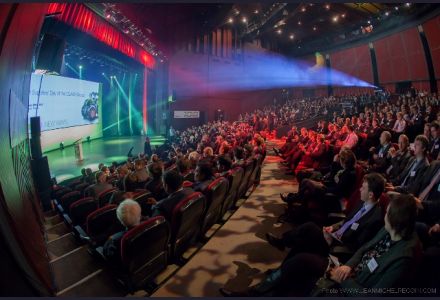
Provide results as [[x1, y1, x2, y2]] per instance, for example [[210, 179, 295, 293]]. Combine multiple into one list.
[[237, 159, 255, 199], [378, 193, 390, 217], [247, 154, 263, 189], [59, 191, 82, 212], [133, 191, 154, 216], [222, 167, 244, 216], [86, 205, 122, 246], [183, 171, 195, 182], [75, 182, 90, 194], [97, 188, 117, 207], [120, 216, 170, 291], [170, 192, 205, 259], [201, 177, 229, 234], [69, 197, 97, 226], [344, 164, 365, 214], [53, 187, 72, 200]]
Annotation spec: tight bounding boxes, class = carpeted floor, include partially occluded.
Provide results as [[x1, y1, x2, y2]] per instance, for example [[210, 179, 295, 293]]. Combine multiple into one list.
[[152, 139, 298, 297]]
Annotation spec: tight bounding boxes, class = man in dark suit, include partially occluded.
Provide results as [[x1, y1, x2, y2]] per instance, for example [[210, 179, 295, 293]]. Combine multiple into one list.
[[415, 160, 440, 225], [386, 134, 412, 180], [268, 173, 385, 259], [192, 160, 214, 192], [368, 131, 392, 173], [387, 135, 430, 195], [429, 123, 440, 160], [148, 170, 194, 222], [144, 136, 153, 157], [103, 199, 141, 265]]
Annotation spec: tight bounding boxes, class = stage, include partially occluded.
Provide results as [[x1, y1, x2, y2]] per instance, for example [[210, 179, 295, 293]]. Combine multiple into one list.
[[45, 136, 166, 183]]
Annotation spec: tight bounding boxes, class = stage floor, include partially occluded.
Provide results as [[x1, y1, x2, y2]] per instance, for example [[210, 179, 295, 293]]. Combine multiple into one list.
[[45, 136, 165, 183]]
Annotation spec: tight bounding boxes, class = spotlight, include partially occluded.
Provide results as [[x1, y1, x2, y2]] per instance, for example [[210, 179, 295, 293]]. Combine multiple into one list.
[[367, 20, 371, 24], [277, 29, 282, 34], [385, 11, 390, 16], [254, 10, 259, 14], [301, 7, 306, 12], [59, 142, 64, 150], [79, 65, 83, 69], [297, 21, 302, 25], [289, 34, 294, 40], [394, 6, 399, 11], [106, 14, 111, 19], [405, 3, 411, 7], [332, 16, 339, 23], [242, 17, 247, 23], [102, 72, 105, 76], [228, 18, 233, 23], [313, 26, 317, 31], [341, 13, 346, 18], [325, 4, 330, 10]]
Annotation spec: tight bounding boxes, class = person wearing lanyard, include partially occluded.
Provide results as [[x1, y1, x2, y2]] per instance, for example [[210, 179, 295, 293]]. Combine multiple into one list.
[[328, 193, 421, 296], [386, 135, 430, 195]]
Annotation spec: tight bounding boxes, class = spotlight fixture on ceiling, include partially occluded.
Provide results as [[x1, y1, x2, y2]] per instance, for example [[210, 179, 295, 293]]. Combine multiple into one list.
[[277, 29, 282, 34], [385, 11, 390, 16], [228, 17, 233, 23], [242, 17, 247, 23], [325, 4, 330, 10], [297, 21, 302, 25], [313, 26, 317, 31], [289, 34, 294, 40], [341, 13, 346, 18], [301, 7, 306, 12], [332, 16, 339, 22]]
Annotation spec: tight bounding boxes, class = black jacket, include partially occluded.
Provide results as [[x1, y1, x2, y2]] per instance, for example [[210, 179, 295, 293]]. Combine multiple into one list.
[[341, 228, 421, 296], [333, 202, 384, 253], [392, 156, 429, 195], [151, 187, 194, 221]]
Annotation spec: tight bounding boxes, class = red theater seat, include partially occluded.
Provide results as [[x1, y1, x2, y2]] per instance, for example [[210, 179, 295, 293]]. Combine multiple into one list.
[[97, 188, 117, 207], [169, 192, 205, 261], [68, 197, 98, 227], [80, 205, 123, 247], [118, 216, 170, 293], [222, 167, 244, 216], [201, 177, 229, 235]]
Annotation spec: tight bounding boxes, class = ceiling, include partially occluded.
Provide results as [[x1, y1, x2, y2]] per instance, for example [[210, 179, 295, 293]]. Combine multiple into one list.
[[96, 3, 440, 59]]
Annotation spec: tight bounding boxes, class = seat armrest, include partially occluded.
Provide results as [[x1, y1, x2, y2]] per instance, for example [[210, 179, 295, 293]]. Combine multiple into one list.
[[56, 204, 64, 214], [74, 225, 90, 241], [328, 212, 346, 219], [95, 246, 107, 261], [331, 245, 353, 255], [63, 213, 73, 226]]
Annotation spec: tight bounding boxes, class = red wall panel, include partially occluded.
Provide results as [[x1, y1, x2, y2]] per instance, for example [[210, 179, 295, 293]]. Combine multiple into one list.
[[423, 15, 440, 79], [374, 27, 428, 84], [329, 44, 373, 85]]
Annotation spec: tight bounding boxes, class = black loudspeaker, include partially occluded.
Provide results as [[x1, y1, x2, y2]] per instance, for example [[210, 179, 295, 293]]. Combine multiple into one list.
[[36, 34, 65, 73], [30, 116, 42, 159], [30, 156, 52, 211]]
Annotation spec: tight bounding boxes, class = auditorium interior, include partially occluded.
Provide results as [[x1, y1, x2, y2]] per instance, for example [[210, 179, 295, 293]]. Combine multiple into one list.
[[3, 2, 440, 297]]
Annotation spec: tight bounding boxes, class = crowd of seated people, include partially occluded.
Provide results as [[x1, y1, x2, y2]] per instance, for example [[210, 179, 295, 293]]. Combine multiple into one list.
[[52, 118, 267, 290], [219, 90, 440, 297]]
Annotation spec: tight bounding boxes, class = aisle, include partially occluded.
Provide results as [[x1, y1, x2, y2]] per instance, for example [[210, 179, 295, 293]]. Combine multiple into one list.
[[152, 139, 298, 297]]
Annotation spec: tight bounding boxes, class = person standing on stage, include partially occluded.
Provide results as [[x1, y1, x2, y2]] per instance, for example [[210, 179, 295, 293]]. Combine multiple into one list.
[[144, 136, 152, 157]]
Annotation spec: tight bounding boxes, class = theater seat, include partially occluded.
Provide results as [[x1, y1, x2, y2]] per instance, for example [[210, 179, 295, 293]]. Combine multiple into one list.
[[237, 159, 255, 199], [56, 191, 81, 214], [247, 154, 263, 189], [133, 191, 154, 216], [169, 192, 205, 261], [97, 188, 117, 207], [53, 186, 72, 202], [343, 164, 365, 214], [222, 167, 244, 216], [118, 216, 170, 293], [77, 205, 123, 247], [75, 182, 90, 194], [67, 197, 97, 227], [201, 177, 229, 235]]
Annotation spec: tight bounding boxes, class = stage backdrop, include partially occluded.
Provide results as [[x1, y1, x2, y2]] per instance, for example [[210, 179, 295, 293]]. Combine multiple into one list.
[[28, 74, 103, 152]]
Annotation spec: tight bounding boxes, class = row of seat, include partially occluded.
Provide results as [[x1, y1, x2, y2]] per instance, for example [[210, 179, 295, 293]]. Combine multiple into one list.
[[49, 154, 264, 293]]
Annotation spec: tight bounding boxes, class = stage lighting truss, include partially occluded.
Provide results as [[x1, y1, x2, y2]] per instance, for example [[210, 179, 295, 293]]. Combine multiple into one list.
[[97, 3, 166, 62]]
